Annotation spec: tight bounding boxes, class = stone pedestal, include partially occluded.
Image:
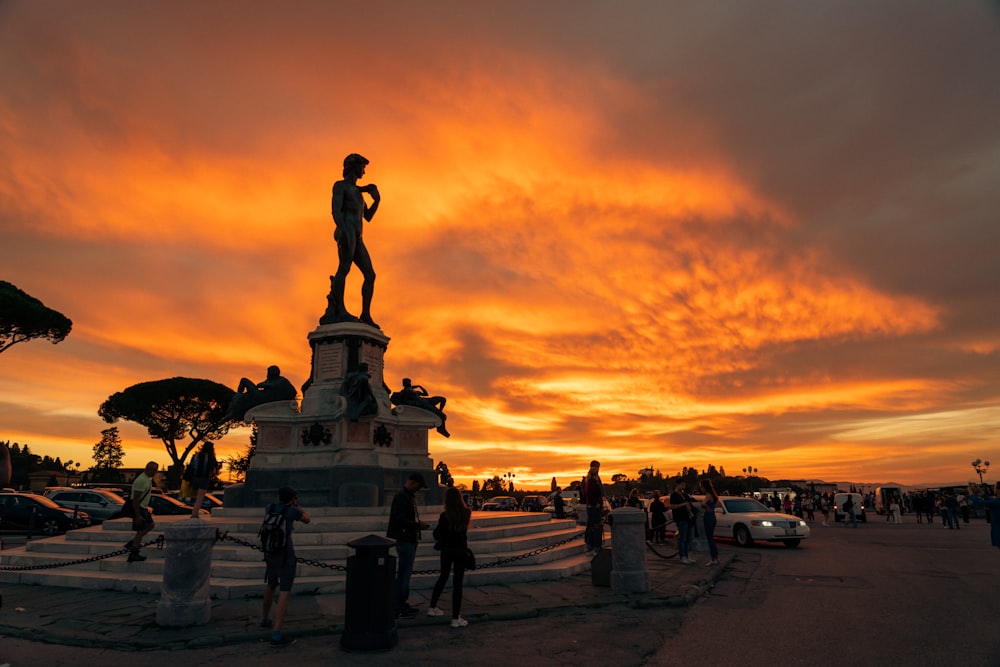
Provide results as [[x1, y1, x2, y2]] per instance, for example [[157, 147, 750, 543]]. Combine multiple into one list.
[[233, 321, 441, 508], [609, 507, 650, 594], [156, 519, 216, 627]]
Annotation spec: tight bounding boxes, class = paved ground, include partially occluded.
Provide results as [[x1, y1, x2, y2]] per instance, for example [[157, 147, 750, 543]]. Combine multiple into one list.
[[0, 540, 724, 666]]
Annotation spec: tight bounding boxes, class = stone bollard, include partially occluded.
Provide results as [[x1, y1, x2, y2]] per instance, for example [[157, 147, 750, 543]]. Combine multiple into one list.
[[609, 507, 649, 594], [156, 519, 216, 627]]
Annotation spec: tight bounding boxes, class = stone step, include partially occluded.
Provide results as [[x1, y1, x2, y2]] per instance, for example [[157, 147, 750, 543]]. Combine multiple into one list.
[[0, 510, 595, 599], [0, 550, 593, 600]]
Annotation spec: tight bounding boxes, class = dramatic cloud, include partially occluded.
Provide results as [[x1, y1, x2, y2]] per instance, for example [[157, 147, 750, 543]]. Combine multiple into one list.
[[1, 1, 998, 488]]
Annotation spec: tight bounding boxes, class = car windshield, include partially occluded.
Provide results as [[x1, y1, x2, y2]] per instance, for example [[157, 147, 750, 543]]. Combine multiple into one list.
[[723, 498, 770, 513]]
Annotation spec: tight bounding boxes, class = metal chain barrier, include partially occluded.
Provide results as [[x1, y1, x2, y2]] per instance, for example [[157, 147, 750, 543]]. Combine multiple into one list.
[[0, 534, 165, 571], [215, 529, 349, 572], [413, 529, 585, 575], [644, 518, 679, 559]]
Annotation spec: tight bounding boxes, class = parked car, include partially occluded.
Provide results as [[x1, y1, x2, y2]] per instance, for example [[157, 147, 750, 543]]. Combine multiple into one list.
[[171, 490, 223, 513], [0, 492, 92, 535], [108, 493, 210, 519], [45, 488, 126, 523], [481, 496, 520, 511], [521, 495, 545, 512], [148, 493, 209, 517], [712, 496, 810, 547]]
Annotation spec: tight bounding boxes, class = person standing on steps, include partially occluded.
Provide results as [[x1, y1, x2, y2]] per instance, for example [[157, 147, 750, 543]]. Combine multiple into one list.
[[581, 460, 605, 555], [126, 461, 158, 563], [387, 473, 430, 619], [260, 486, 311, 648], [427, 487, 473, 628]]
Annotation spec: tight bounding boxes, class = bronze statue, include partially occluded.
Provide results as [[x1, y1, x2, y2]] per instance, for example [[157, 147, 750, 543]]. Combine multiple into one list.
[[224, 365, 297, 422], [341, 362, 379, 421], [321, 153, 381, 328], [391, 378, 450, 437]]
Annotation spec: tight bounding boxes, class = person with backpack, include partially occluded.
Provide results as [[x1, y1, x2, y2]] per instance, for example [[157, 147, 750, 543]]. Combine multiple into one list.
[[259, 486, 311, 647], [189, 441, 218, 518]]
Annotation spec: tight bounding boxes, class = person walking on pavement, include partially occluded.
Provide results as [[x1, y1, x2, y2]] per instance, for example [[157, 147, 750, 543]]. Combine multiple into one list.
[[125, 461, 158, 562], [843, 495, 858, 528], [260, 486, 311, 647], [649, 491, 668, 544], [699, 478, 721, 566], [944, 491, 961, 529], [669, 479, 695, 563], [427, 487, 473, 628], [968, 482, 1000, 551], [387, 473, 430, 618], [581, 460, 605, 555]]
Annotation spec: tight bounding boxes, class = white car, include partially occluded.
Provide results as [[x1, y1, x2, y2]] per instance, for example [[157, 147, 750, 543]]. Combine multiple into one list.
[[713, 496, 810, 548]]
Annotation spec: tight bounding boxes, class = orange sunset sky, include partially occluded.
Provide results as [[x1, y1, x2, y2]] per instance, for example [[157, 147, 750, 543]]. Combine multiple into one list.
[[1, 2, 998, 489]]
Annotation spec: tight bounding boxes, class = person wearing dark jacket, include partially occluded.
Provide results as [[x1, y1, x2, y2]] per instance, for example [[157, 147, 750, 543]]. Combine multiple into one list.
[[582, 460, 604, 555], [387, 473, 430, 618], [427, 487, 473, 627]]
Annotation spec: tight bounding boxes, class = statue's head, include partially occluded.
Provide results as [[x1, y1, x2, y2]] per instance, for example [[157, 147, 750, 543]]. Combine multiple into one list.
[[343, 153, 369, 178], [402, 378, 412, 386], [267, 365, 281, 379]]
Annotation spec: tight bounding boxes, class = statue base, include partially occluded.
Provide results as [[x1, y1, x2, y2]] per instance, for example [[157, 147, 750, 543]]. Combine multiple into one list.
[[228, 321, 443, 508]]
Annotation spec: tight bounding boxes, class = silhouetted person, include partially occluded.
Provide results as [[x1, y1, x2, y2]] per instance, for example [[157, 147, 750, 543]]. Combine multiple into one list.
[[321, 153, 381, 328]]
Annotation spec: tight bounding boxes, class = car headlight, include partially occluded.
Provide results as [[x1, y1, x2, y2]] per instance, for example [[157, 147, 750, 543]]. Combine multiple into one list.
[[752, 520, 774, 527], [798, 520, 807, 527]]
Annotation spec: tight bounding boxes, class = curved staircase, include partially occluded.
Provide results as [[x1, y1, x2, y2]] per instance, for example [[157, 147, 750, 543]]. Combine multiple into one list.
[[0, 508, 589, 599]]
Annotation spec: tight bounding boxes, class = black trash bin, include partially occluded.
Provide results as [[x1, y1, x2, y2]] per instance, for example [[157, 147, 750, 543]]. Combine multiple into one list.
[[591, 546, 612, 587], [341, 534, 398, 651]]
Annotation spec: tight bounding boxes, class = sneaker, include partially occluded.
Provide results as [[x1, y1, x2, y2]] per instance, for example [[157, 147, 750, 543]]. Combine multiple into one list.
[[427, 606, 444, 617], [270, 637, 296, 647], [127, 551, 146, 562], [450, 617, 468, 628], [259, 618, 274, 628], [397, 607, 418, 619]]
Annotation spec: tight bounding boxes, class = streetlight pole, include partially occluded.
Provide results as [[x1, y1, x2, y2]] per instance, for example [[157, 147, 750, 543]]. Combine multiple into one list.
[[503, 471, 516, 493], [971, 459, 991, 486]]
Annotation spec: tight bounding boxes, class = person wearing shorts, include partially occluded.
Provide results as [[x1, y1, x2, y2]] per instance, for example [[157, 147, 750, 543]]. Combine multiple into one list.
[[260, 486, 310, 647]]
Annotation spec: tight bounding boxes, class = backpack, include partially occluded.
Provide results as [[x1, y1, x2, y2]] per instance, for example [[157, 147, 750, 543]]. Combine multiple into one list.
[[258, 504, 290, 558]]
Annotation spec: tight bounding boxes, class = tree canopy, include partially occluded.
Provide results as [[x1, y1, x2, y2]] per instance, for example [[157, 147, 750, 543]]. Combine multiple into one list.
[[0, 281, 73, 355], [98, 377, 235, 474]]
